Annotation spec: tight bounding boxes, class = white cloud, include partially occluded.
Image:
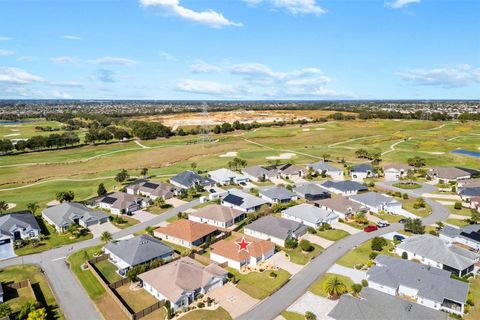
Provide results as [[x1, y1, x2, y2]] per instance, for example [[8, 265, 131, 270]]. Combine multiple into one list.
[[0, 37, 12, 41], [396, 64, 480, 88], [190, 60, 222, 73], [244, 0, 325, 15], [51, 56, 80, 64], [16, 56, 37, 62], [140, 0, 242, 28], [158, 50, 176, 61], [50, 90, 72, 99], [388, 0, 420, 9], [48, 81, 85, 88], [89, 56, 139, 66], [0, 67, 43, 84], [176, 78, 236, 95], [0, 49, 15, 57], [62, 35, 83, 40]]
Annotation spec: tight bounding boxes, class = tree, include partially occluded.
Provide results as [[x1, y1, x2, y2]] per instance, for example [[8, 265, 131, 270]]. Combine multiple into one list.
[[371, 237, 388, 251], [145, 226, 154, 236], [141, 167, 148, 178], [324, 276, 347, 299], [299, 239, 314, 252], [407, 156, 426, 169], [27, 308, 47, 320], [402, 251, 408, 259], [305, 311, 317, 320], [164, 301, 174, 319], [18, 301, 40, 320], [100, 231, 112, 242], [0, 304, 12, 317], [55, 191, 75, 203], [322, 153, 330, 162], [404, 218, 425, 234], [285, 238, 298, 249], [115, 169, 129, 183], [454, 201, 462, 210], [27, 202, 40, 214], [0, 201, 9, 213], [190, 162, 197, 172], [470, 210, 480, 224], [351, 283, 363, 296], [97, 183, 107, 197]]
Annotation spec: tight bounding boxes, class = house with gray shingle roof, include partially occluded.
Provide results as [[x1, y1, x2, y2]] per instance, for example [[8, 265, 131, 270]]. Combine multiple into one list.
[[244, 215, 307, 247], [207, 168, 248, 185], [42, 202, 108, 232], [383, 163, 413, 181], [281, 203, 338, 228], [170, 170, 215, 189], [126, 180, 181, 200], [459, 186, 480, 201], [259, 186, 298, 204], [99, 191, 150, 215], [293, 183, 330, 201], [221, 189, 268, 213], [368, 255, 469, 316], [328, 287, 448, 320], [439, 224, 480, 251], [349, 191, 402, 214], [241, 165, 276, 182], [321, 180, 367, 196], [350, 163, 374, 180], [428, 167, 473, 182], [307, 161, 343, 180], [0, 212, 41, 258], [313, 196, 366, 219], [395, 234, 480, 277], [104, 234, 174, 276], [275, 163, 305, 178]]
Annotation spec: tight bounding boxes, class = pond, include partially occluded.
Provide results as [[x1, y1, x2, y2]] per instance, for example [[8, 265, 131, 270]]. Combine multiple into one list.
[[0, 120, 39, 125], [451, 149, 480, 158]]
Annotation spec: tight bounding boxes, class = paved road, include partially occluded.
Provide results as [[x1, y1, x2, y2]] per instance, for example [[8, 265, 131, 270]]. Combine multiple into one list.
[[237, 182, 449, 320], [0, 199, 200, 320]]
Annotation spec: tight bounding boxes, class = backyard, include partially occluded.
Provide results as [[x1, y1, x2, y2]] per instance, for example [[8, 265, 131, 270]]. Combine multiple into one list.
[[227, 268, 291, 300]]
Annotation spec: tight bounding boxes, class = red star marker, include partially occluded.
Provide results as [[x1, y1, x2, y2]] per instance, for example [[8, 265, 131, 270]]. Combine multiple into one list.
[[236, 236, 252, 253]]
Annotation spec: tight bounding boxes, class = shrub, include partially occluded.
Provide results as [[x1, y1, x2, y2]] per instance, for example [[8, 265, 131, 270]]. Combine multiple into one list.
[[197, 302, 205, 308], [369, 251, 378, 260], [401, 252, 408, 259], [371, 237, 388, 251], [351, 283, 363, 295], [299, 239, 314, 252], [361, 279, 368, 287], [305, 311, 317, 320], [307, 226, 317, 234], [285, 238, 298, 249], [402, 193, 409, 199], [454, 202, 462, 210], [269, 271, 277, 278]]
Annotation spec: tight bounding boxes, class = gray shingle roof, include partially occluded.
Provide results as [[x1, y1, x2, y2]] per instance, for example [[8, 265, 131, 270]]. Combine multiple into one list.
[[440, 224, 480, 245], [321, 180, 367, 193], [429, 167, 472, 180], [222, 189, 267, 210], [368, 255, 469, 304], [241, 166, 276, 178], [259, 186, 296, 201], [42, 202, 108, 228], [293, 183, 330, 197], [351, 163, 374, 172], [0, 212, 40, 237], [328, 287, 448, 320], [105, 234, 174, 266], [308, 161, 342, 172], [282, 203, 338, 225], [459, 187, 480, 197], [245, 215, 307, 240], [397, 234, 479, 271], [170, 170, 215, 188], [349, 192, 400, 207]]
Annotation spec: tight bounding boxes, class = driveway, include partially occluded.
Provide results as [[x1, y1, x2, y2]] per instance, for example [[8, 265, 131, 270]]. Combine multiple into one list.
[[302, 234, 334, 248], [287, 292, 337, 320], [270, 177, 291, 186], [131, 210, 156, 223], [206, 283, 259, 318], [396, 208, 418, 218], [0, 242, 16, 260], [166, 198, 187, 207], [290, 175, 307, 185], [89, 222, 120, 238], [327, 264, 366, 283], [267, 252, 303, 275], [331, 222, 361, 234], [423, 193, 461, 200]]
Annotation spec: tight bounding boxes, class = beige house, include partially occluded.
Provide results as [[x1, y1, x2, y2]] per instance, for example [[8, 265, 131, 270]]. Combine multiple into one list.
[[188, 204, 245, 228], [154, 219, 219, 248]]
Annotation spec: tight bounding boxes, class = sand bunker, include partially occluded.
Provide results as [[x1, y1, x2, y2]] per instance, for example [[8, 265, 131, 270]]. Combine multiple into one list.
[[219, 151, 238, 158], [315, 128, 326, 131], [302, 128, 310, 132], [266, 153, 296, 160], [3, 133, 20, 137], [7, 203, 16, 210]]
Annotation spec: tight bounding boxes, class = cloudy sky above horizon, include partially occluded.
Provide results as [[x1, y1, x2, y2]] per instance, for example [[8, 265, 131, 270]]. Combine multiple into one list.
[[0, 0, 479, 100]]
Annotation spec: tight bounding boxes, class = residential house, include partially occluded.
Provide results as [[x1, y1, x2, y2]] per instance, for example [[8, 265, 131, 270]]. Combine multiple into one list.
[[244, 215, 307, 247], [259, 186, 298, 204], [383, 163, 413, 181], [0, 212, 41, 255], [139, 257, 227, 311], [207, 168, 248, 185], [210, 236, 275, 270], [170, 170, 215, 190], [99, 191, 150, 215], [154, 219, 219, 249], [126, 180, 180, 200], [350, 163, 374, 180], [281, 203, 338, 228], [241, 165, 276, 182], [439, 225, 480, 251], [328, 287, 448, 320], [395, 234, 480, 277], [221, 189, 268, 213], [307, 161, 343, 180], [368, 255, 469, 316], [459, 187, 480, 201], [42, 202, 109, 232], [428, 167, 473, 182], [313, 196, 366, 220], [470, 196, 480, 211], [275, 163, 305, 178], [321, 180, 367, 196], [188, 204, 245, 229], [349, 192, 402, 214], [457, 178, 480, 189], [104, 234, 174, 276], [293, 183, 330, 201]]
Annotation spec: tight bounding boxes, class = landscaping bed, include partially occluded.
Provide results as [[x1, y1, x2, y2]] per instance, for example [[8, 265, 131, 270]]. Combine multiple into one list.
[[392, 182, 421, 189]]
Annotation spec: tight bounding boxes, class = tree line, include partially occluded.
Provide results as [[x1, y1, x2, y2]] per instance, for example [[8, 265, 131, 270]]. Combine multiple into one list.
[[0, 132, 80, 153]]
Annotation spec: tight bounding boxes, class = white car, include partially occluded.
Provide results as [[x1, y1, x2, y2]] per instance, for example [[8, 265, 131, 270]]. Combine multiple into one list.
[[377, 220, 390, 228]]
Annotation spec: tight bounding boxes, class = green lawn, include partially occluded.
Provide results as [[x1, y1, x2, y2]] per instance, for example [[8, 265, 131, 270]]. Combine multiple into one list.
[[109, 214, 140, 229], [0, 264, 64, 320], [337, 238, 396, 268], [316, 229, 350, 241], [446, 218, 470, 228], [160, 240, 191, 255], [94, 259, 122, 284], [147, 205, 172, 214], [392, 182, 421, 189], [179, 307, 232, 320], [281, 311, 304, 320], [371, 212, 402, 223], [401, 199, 432, 218], [309, 273, 355, 297], [284, 244, 323, 265], [448, 205, 475, 217], [227, 268, 291, 300], [115, 284, 159, 312], [466, 276, 480, 320], [67, 246, 106, 300]]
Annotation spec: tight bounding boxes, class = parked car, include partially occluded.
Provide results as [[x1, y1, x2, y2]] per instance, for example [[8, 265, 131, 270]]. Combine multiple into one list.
[[399, 218, 406, 224], [208, 188, 216, 193], [393, 234, 406, 242], [239, 182, 246, 186], [364, 225, 378, 232], [377, 220, 390, 228]]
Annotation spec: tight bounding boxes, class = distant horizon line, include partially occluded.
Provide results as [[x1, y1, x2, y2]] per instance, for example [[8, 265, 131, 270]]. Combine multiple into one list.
[[0, 99, 479, 103]]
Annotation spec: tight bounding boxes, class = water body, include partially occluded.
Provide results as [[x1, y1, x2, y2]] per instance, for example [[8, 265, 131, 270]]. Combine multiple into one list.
[[451, 149, 480, 158], [0, 120, 39, 125]]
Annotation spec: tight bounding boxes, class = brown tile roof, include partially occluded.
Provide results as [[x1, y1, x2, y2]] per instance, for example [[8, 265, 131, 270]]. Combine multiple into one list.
[[154, 219, 218, 242], [210, 235, 275, 262], [190, 204, 244, 223]]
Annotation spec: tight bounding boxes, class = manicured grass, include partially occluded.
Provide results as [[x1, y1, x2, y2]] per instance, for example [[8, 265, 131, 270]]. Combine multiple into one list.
[[227, 268, 291, 300], [448, 205, 474, 217], [284, 244, 323, 265], [94, 259, 122, 284], [466, 276, 480, 320], [401, 199, 432, 218], [109, 214, 140, 229], [147, 205, 172, 214], [115, 284, 159, 312], [392, 182, 421, 189], [371, 212, 402, 223], [337, 238, 396, 268], [281, 311, 304, 320], [316, 229, 350, 241], [309, 273, 355, 297], [179, 307, 232, 320], [0, 264, 64, 320], [160, 240, 191, 255], [15, 217, 93, 256], [67, 246, 106, 300], [446, 218, 470, 228]]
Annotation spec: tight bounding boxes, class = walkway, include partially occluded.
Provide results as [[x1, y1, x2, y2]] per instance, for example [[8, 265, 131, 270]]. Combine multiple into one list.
[[327, 264, 366, 283]]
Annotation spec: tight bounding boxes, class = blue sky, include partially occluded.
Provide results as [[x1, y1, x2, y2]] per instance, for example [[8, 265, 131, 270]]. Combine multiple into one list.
[[0, 0, 479, 100]]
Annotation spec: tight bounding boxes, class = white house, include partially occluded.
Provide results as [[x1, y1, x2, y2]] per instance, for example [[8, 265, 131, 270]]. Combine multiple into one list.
[[258, 186, 298, 204], [321, 180, 368, 196], [243, 215, 307, 247], [188, 204, 245, 229], [98, 191, 149, 214], [383, 164, 413, 181], [221, 189, 268, 213], [207, 168, 249, 185], [350, 164, 374, 181], [349, 192, 402, 214], [439, 225, 480, 251], [307, 161, 344, 180], [281, 203, 338, 228]]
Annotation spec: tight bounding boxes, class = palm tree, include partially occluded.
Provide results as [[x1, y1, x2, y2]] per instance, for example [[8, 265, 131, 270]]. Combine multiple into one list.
[[27, 202, 40, 215], [0, 201, 9, 213], [100, 231, 112, 243], [324, 276, 347, 299]]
